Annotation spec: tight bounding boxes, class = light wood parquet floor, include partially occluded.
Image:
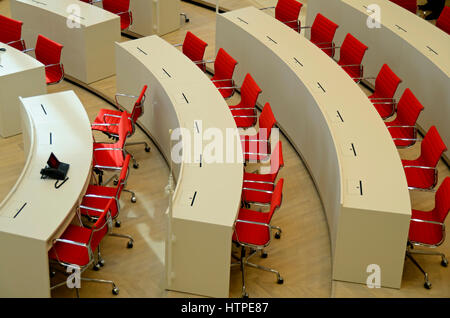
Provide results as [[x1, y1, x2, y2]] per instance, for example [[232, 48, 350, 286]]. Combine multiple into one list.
[[0, 0, 448, 298]]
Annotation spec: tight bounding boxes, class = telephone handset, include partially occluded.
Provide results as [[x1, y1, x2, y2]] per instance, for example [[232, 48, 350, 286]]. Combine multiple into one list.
[[40, 152, 70, 188]]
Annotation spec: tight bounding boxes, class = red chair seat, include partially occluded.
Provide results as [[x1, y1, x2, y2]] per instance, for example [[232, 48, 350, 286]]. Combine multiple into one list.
[[386, 119, 416, 147], [48, 225, 100, 267], [212, 77, 234, 99], [369, 93, 395, 118], [232, 210, 271, 246], [244, 171, 275, 183], [402, 158, 436, 189], [409, 210, 443, 245], [80, 185, 118, 219], [92, 109, 131, 136], [93, 143, 125, 168], [242, 182, 274, 204]]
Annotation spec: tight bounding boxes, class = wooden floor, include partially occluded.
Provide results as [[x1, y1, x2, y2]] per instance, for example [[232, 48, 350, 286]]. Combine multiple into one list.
[[0, 0, 449, 298]]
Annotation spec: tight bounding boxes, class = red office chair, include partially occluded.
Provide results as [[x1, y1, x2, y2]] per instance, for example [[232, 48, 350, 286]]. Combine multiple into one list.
[[402, 126, 447, 190], [334, 33, 368, 83], [208, 48, 238, 99], [368, 64, 402, 119], [242, 141, 284, 207], [91, 85, 149, 169], [174, 32, 208, 72], [241, 103, 277, 162], [93, 112, 132, 184], [385, 88, 424, 148], [232, 178, 284, 298], [80, 154, 134, 248], [0, 15, 26, 51], [406, 177, 450, 289], [229, 73, 262, 129], [24, 35, 64, 85], [305, 13, 339, 57], [102, 0, 132, 30], [49, 198, 120, 296], [390, 0, 417, 13], [436, 6, 450, 35], [261, 0, 303, 32]]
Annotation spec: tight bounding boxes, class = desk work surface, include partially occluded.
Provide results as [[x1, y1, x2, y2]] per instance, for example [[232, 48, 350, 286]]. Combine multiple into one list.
[[0, 42, 44, 76], [0, 90, 93, 242]]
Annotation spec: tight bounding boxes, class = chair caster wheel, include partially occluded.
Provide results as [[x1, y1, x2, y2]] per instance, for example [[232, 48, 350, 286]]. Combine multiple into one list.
[[115, 220, 121, 228], [424, 281, 432, 289], [261, 252, 268, 258], [131, 196, 137, 203], [127, 241, 134, 248], [112, 287, 119, 295], [98, 259, 105, 267], [277, 277, 284, 284], [113, 179, 118, 186], [145, 146, 150, 152], [93, 263, 101, 271], [133, 163, 139, 169], [275, 232, 281, 239], [242, 292, 249, 298], [50, 271, 56, 278], [441, 258, 448, 267]]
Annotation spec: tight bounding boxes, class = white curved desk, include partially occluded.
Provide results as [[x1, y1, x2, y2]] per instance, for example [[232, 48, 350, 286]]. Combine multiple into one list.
[[0, 42, 46, 137], [0, 90, 93, 297], [11, 0, 121, 84], [115, 35, 243, 297], [216, 6, 411, 289], [307, 0, 450, 163]]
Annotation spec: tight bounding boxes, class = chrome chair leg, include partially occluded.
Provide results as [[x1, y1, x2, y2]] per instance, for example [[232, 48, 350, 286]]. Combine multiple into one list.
[[125, 141, 151, 169], [408, 248, 448, 267], [245, 260, 284, 284], [81, 277, 119, 295], [123, 188, 136, 203], [109, 232, 134, 249], [406, 252, 432, 289], [240, 247, 248, 298]]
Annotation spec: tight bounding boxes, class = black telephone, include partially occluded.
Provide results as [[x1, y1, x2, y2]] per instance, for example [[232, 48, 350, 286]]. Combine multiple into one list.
[[40, 153, 70, 188]]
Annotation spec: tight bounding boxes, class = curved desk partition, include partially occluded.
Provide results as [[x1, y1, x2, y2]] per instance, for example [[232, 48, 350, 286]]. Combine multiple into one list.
[[115, 35, 244, 298], [11, 0, 121, 84], [307, 0, 450, 163], [0, 90, 93, 297], [216, 6, 411, 289]]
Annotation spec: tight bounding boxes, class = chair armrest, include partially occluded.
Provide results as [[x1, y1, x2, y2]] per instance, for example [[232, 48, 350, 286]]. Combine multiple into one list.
[[6, 39, 24, 45], [53, 238, 88, 248], [403, 165, 435, 170], [84, 194, 115, 200], [235, 218, 270, 228], [243, 180, 274, 185], [242, 187, 274, 194], [387, 125, 416, 129], [230, 107, 255, 111], [211, 78, 234, 83], [259, 6, 275, 10], [410, 218, 444, 227], [173, 43, 182, 47], [45, 63, 63, 68], [197, 59, 215, 64], [91, 123, 119, 127], [233, 115, 258, 118], [22, 48, 35, 53], [93, 147, 123, 151]]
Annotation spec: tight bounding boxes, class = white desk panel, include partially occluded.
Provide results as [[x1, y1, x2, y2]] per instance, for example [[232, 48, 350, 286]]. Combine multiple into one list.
[[217, 7, 411, 288], [11, 0, 121, 84], [0, 90, 93, 297], [0, 42, 46, 137], [115, 35, 243, 297], [307, 0, 450, 163]]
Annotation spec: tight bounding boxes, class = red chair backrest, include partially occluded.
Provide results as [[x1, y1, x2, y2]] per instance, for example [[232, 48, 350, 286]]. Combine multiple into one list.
[[437, 6, 450, 35], [374, 64, 402, 99], [395, 88, 424, 126], [240, 73, 262, 109], [434, 177, 450, 223], [214, 48, 238, 81], [338, 33, 368, 66], [90, 198, 113, 248], [35, 34, 63, 66], [267, 178, 284, 222], [270, 141, 284, 175], [389, 0, 417, 13], [421, 126, 447, 167], [259, 103, 277, 139], [103, 0, 131, 29], [0, 15, 25, 51], [130, 85, 147, 124], [310, 13, 339, 47], [183, 31, 208, 70], [275, 0, 303, 30], [116, 154, 131, 198]]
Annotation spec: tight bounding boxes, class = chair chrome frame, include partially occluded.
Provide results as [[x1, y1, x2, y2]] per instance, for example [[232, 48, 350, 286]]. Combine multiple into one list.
[[403, 165, 439, 191], [387, 125, 419, 149], [7, 38, 26, 50], [23, 47, 65, 84]]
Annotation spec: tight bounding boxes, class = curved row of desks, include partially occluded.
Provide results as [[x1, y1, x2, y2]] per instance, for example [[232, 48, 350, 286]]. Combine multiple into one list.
[[0, 42, 46, 137], [0, 90, 93, 297], [307, 0, 450, 163], [115, 35, 244, 298], [216, 6, 411, 289]]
